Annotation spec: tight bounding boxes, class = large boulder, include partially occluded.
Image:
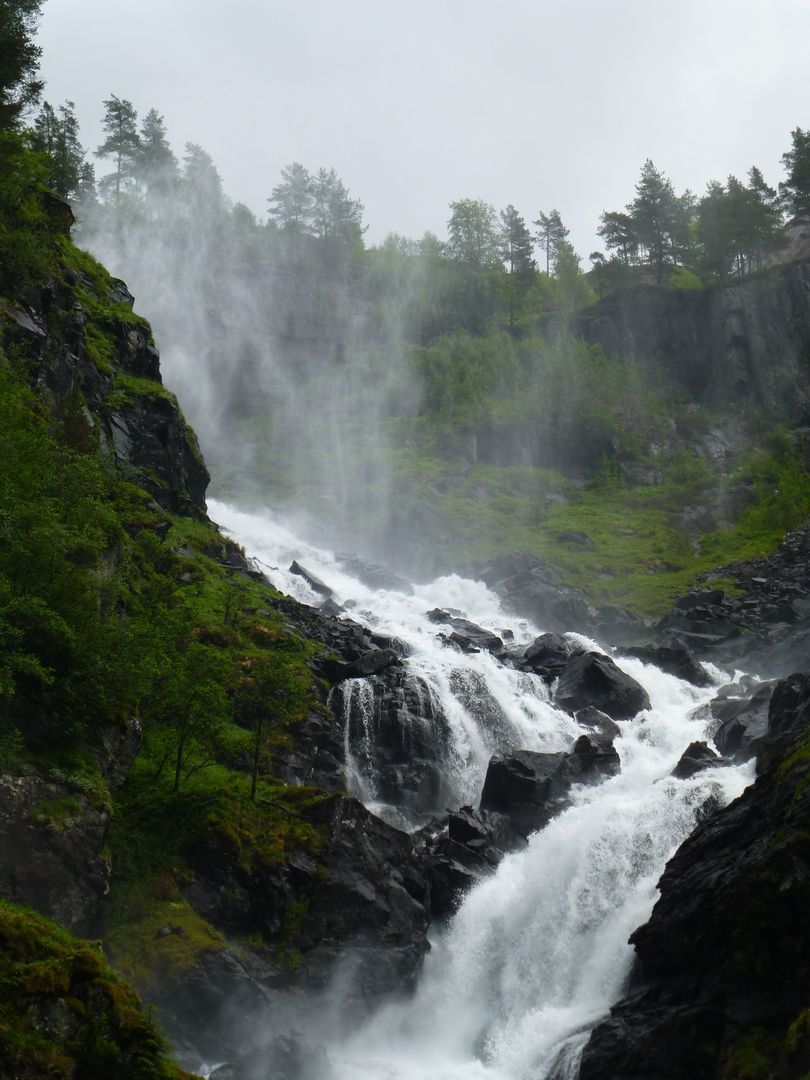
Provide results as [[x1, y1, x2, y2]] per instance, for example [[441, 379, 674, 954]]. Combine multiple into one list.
[[479, 741, 620, 841], [521, 632, 583, 683], [710, 682, 773, 761], [554, 651, 651, 721], [623, 639, 710, 687]]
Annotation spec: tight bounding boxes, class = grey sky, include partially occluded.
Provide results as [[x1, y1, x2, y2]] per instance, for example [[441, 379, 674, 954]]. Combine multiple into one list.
[[38, 0, 810, 255]]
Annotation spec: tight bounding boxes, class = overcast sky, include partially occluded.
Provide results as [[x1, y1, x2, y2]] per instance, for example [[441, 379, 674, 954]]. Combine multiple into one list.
[[37, 0, 810, 255]]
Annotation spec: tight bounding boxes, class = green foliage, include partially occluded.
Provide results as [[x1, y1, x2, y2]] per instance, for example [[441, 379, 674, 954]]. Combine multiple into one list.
[[0, 899, 192, 1079], [667, 265, 703, 290], [0, 0, 43, 132]]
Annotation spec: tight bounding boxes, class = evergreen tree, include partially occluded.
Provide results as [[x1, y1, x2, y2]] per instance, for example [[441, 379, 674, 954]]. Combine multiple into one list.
[[779, 127, 810, 222], [136, 107, 177, 192], [31, 99, 84, 197], [533, 209, 568, 275], [597, 211, 638, 264], [95, 95, 140, 199], [629, 159, 677, 282], [0, 0, 43, 131], [268, 161, 314, 234], [73, 160, 97, 212], [182, 142, 223, 216], [748, 165, 784, 269], [311, 166, 365, 257], [498, 204, 535, 327]]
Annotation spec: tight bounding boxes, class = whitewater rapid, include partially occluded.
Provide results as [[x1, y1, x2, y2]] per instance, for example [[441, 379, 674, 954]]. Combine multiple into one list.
[[207, 499, 754, 1080]]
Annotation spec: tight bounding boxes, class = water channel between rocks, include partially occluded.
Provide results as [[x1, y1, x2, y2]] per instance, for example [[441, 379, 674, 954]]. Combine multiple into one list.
[[205, 498, 754, 1080]]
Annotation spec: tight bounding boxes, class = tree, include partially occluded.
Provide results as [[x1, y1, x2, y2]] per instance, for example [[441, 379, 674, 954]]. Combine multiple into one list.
[[136, 107, 177, 192], [95, 95, 140, 198], [235, 655, 308, 800], [446, 198, 499, 267], [311, 166, 364, 244], [0, 0, 43, 131], [747, 166, 785, 269], [597, 211, 638, 265], [268, 161, 314, 234], [533, 209, 569, 276], [780, 127, 810, 222], [31, 99, 85, 197], [629, 159, 677, 282], [498, 204, 535, 327], [182, 142, 223, 216]]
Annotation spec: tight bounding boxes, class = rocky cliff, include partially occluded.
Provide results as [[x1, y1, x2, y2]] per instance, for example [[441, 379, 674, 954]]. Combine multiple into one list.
[[579, 672, 810, 1080], [573, 261, 810, 418]]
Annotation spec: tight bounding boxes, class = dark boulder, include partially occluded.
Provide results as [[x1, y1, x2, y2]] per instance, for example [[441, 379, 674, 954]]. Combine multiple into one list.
[[575, 706, 621, 741], [429, 610, 504, 654], [671, 740, 721, 779], [289, 561, 333, 597], [623, 639, 710, 687], [320, 647, 400, 683], [522, 632, 582, 683], [423, 807, 516, 918], [335, 552, 413, 595], [569, 733, 622, 780], [554, 651, 651, 721], [710, 682, 773, 761], [470, 553, 597, 633]]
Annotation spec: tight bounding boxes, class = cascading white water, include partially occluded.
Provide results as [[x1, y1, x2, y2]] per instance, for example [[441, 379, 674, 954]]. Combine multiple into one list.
[[207, 499, 755, 1079]]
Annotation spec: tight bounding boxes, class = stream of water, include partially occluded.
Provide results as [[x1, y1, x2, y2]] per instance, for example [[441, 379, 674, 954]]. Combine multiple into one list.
[[206, 498, 754, 1079]]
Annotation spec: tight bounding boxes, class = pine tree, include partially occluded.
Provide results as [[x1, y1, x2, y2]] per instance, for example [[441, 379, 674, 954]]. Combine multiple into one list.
[[182, 142, 224, 216], [533, 209, 569, 275], [311, 166, 364, 244], [95, 95, 140, 199], [136, 107, 177, 192], [498, 204, 535, 327], [597, 211, 638, 265], [268, 162, 314, 234], [779, 127, 810, 222], [629, 160, 677, 283], [31, 99, 85, 197], [0, 0, 43, 131]]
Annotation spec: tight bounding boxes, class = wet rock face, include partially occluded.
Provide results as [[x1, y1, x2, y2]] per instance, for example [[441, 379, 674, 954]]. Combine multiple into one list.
[[579, 671, 810, 1080], [333, 668, 452, 813], [554, 651, 651, 722], [0, 776, 110, 937], [4, 271, 209, 514], [572, 262, 810, 415], [295, 795, 430, 997], [710, 682, 773, 761]]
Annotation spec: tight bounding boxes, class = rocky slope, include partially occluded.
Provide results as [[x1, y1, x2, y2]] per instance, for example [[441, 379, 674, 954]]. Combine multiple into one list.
[[579, 672, 810, 1080]]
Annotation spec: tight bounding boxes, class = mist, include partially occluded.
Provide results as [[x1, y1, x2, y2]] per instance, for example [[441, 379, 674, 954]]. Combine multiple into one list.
[[76, 149, 434, 567]]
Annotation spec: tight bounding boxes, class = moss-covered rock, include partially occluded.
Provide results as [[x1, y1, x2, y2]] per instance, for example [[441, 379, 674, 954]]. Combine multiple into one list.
[[0, 899, 194, 1079]]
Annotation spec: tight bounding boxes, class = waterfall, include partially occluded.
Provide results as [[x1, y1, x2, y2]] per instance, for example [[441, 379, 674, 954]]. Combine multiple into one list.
[[207, 499, 754, 1079]]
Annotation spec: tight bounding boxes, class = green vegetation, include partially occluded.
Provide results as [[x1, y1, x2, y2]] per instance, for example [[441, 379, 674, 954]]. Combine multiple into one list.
[[0, 899, 193, 1079]]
